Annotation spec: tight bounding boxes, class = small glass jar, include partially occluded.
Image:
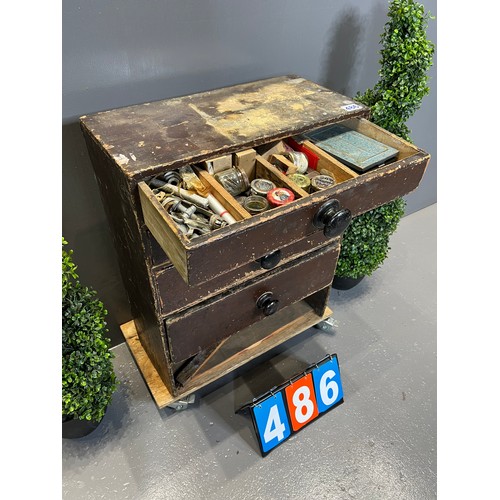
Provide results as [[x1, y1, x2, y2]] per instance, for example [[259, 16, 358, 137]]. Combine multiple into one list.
[[214, 167, 250, 196], [243, 195, 269, 215]]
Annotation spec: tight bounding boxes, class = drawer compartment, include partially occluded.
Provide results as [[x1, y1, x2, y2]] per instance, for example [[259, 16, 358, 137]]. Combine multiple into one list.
[[154, 231, 336, 316], [139, 177, 340, 286], [164, 243, 339, 364], [139, 118, 429, 285]]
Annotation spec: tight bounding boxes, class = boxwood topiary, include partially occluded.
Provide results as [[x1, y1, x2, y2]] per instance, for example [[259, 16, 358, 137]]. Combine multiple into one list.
[[335, 198, 406, 279], [62, 238, 117, 422], [335, 0, 434, 280]]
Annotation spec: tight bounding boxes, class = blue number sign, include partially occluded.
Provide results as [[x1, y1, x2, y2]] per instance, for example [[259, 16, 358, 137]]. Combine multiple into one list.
[[246, 354, 344, 456], [311, 356, 343, 413], [252, 391, 291, 454]]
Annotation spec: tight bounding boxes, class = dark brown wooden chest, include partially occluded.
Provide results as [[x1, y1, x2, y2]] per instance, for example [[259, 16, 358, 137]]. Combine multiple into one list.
[[80, 76, 430, 408]]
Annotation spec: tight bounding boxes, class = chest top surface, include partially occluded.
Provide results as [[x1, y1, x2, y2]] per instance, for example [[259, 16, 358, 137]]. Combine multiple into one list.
[[80, 75, 369, 178]]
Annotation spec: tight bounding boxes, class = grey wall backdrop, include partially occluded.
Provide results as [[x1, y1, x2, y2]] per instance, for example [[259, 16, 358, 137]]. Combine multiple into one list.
[[62, 0, 437, 346]]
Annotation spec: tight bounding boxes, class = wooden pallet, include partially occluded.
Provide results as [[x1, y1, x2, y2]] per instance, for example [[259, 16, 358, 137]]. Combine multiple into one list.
[[121, 302, 333, 409]]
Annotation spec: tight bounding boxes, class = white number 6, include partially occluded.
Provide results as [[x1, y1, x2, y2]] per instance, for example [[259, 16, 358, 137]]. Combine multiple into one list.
[[319, 369, 339, 406]]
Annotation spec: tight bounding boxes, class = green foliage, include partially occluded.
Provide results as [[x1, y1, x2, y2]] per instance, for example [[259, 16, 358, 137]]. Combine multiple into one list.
[[336, 0, 434, 278], [62, 238, 117, 422], [356, 0, 435, 141], [336, 198, 405, 278]]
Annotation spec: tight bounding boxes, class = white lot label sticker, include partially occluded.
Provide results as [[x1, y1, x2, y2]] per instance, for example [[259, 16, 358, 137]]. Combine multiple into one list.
[[341, 103, 363, 111]]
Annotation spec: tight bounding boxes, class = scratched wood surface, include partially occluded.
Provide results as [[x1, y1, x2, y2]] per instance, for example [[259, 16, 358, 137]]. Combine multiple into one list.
[[79, 76, 369, 178], [153, 234, 336, 317], [165, 244, 339, 363]]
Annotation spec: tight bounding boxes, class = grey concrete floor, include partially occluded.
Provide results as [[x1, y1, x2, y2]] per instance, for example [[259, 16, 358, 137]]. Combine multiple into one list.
[[62, 203, 436, 500]]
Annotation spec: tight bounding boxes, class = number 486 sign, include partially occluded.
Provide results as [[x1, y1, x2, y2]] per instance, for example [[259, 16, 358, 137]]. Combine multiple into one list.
[[249, 354, 344, 455]]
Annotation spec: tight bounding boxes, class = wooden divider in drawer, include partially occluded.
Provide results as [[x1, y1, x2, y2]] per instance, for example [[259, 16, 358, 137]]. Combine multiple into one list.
[[153, 231, 338, 316], [163, 243, 339, 364], [138, 180, 341, 287]]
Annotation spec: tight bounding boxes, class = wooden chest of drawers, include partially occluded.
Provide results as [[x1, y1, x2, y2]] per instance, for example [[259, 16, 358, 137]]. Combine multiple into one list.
[[80, 76, 429, 408]]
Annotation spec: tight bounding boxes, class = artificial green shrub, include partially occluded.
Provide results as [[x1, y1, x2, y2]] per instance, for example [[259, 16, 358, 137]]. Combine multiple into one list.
[[335, 198, 405, 279], [357, 0, 435, 142], [62, 238, 117, 422], [336, 0, 434, 279]]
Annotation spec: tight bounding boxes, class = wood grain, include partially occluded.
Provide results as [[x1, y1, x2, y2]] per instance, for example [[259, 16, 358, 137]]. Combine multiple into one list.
[[80, 76, 370, 179], [234, 149, 256, 178], [138, 181, 190, 283], [121, 320, 173, 406], [175, 338, 230, 386], [154, 233, 335, 317], [255, 155, 309, 199]]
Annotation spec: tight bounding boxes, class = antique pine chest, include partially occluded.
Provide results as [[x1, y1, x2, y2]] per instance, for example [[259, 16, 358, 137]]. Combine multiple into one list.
[[80, 76, 430, 408]]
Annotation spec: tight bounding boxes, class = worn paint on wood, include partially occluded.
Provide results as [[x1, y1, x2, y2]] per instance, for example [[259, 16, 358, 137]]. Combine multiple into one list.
[[165, 244, 339, 363], [80, 76, 369, 178], [154, 233, 337, 317]]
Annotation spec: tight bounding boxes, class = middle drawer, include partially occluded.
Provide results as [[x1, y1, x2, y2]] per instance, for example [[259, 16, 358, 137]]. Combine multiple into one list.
[[163, 242, 339, 364], [154, 231, 337, 316]]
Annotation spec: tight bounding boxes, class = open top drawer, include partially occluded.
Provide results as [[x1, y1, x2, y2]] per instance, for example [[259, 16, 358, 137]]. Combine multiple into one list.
[[138, 116, 429, 286]]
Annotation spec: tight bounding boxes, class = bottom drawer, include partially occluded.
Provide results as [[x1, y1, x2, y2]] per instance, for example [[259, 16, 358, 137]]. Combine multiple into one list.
[[165, 243, 339, 363]]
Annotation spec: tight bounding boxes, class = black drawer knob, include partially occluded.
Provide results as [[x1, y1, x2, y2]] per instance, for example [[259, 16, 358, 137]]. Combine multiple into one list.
[[313, 199, 352, 238], [258, 249, 282, 270], [256, 292, 279, 316]]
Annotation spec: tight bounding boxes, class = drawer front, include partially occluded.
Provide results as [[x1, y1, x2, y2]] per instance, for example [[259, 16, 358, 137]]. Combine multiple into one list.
[[139, 118, 429, 286], [164, 243, 340, 364], [154, 232, 337, 316], [139, 181, 341, 286]]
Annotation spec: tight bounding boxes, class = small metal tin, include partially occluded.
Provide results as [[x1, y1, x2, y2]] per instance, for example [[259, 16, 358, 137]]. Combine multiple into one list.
[[266, 187, 295, 207], [250, 178, 276, 197], [243, 195, 269, 215], [311, 174, 336, 191], [287, 173, 311, 193]]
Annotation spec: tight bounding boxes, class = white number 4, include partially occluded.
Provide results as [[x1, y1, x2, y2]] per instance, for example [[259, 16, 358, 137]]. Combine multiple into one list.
[[263, 404, 286, 443]]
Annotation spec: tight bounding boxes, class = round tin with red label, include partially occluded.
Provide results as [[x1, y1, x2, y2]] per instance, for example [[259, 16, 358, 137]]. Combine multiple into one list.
[[266, 187, 295, 207]]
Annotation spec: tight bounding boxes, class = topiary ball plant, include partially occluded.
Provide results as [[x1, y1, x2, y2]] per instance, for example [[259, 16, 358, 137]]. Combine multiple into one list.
[[335, 198, 405, 279], [334, 0, 434, 285], [62, 237, 117, 429]]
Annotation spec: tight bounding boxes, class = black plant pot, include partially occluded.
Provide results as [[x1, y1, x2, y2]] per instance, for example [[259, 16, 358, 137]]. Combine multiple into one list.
[[332, 275, 365, 290], [62, 414, 102, 439]]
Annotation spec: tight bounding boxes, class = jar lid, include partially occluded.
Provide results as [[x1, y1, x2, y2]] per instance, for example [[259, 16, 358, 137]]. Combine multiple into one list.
[[250, 178, 276, 196], [311, 174, 336, 191], [267, 187, 295, 206], [288, 173, 311, 191]]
